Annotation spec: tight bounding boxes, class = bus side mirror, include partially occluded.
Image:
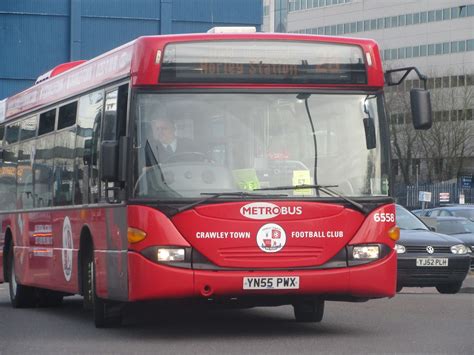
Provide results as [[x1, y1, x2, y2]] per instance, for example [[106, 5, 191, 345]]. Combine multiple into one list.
[[100, 137, 129, 182], [100, 141, 119, 181], [410, 89, 432, 130]]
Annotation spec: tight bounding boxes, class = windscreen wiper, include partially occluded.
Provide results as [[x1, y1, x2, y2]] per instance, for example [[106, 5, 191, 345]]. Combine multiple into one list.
[[171, 191, 288, 216], [253, 184, 367, 214]]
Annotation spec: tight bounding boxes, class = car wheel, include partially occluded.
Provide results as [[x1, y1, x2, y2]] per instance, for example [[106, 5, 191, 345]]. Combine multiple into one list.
[[293, 299, 325, 322], [85, 247, 122, 328], [435, 282, 462, 294], [7, 245, 37, 308]]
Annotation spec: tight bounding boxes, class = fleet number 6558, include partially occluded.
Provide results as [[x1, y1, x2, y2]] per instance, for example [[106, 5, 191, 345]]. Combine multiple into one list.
[[373, 213, 395, 223]]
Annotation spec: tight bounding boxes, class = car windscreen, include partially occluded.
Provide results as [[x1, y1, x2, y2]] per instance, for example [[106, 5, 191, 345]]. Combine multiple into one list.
[[396, 205, 428, 230], [437, 219, 474, 235]]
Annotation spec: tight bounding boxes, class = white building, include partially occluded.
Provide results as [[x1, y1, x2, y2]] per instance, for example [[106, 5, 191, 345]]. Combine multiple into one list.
[[263, 0, 474, 184]]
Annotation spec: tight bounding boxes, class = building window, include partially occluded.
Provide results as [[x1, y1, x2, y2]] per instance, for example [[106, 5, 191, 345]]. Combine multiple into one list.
[[428, 10, 435, 22], [469, 4, 474, 16], [377, 18, 384, 29], [420, 11, 427, 23], [451, 41, 459, 53], [406, 47, 412, 58], [391, 16, 398, 27], [435, 43, 442, 55], [406, 13, 413, 25], [398, 14, 405, 26], [370, 19, 377, 30], [391, 48, 398, 60], [442, 76, 449, 88], [467, 39, 474, 51], [442, 42, 449, 54], [413, 12, 420, 24], [451, 7, 459, 19], [364, 20, 370, 31], [428, 44, 435, 56], [398, 48, 405, 59], [466, 74, 474, 86], [459, 40, 466, 52], [443, 8, 451, 20], [413, 46, 420, 57]]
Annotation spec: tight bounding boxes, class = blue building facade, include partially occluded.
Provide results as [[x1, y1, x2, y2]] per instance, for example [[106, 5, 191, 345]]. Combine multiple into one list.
[[0, 0, 262, 99]]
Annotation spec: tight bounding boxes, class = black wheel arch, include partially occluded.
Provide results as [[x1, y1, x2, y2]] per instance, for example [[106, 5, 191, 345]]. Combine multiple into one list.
[[78, 226, 94, 295], [3, 227, 12, 282]]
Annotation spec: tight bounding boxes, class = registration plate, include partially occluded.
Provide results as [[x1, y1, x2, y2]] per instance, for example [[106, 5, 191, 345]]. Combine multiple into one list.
[[243, 276, 300, 290], [416, 258, 448, 267]]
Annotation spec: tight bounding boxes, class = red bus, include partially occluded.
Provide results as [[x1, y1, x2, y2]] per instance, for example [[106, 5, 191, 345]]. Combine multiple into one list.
[[0, 28, 432, 327]]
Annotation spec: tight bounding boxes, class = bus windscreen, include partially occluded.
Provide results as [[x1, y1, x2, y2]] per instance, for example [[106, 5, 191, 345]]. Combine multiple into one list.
[[160, 40, 367, 84]]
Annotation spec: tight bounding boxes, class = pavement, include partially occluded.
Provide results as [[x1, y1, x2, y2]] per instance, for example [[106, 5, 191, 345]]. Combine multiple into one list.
[[460, 271, 474, 293]]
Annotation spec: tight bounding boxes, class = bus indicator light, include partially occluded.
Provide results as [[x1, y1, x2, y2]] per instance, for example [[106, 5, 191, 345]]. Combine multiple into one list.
[[387, 226, 400, 241], [128, 227, 147, 244]]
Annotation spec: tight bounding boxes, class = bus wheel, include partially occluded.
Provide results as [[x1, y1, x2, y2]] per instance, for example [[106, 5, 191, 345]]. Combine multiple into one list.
[[293, 299, 325, 322], [7, 245, 36, 308], [436, 282, 462, 294], [85, 249, 122, 328], [38, 289, 64, 307]]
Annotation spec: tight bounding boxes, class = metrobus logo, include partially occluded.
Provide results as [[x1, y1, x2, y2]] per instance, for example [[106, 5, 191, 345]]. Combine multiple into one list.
[[240, 202, 302, 220]]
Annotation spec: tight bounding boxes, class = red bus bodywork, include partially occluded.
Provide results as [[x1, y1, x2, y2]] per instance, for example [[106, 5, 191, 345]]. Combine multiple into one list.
[[0, 33, 395, 305]]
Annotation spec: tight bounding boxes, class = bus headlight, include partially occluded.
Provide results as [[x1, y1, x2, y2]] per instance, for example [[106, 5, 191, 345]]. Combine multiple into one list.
[[450, 244, 470, 255], [394, 244, 406, 254], [352, 245, 380, 259], [157, 248, 186, 262]]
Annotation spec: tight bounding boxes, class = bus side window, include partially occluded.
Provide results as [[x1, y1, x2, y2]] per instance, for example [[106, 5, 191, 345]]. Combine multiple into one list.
[[101, 84, 128, 201], [53, 101, 77, 206], [1, 123, 20, 211], [34, 109, 56, 208], [0, 124, 17, 211], [17, 116, 37, 210], [75, 90, 104, 205]]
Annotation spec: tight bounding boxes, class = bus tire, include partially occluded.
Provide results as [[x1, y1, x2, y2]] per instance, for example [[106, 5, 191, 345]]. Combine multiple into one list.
[[436, 282, 462, 294], [7, 245, 37, 308], [85, 247, 122, 328], [293, 299, 325, 322], [37, 289, 64, 307]]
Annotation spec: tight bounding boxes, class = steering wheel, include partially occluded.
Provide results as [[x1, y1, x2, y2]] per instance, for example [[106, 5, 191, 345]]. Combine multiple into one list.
[[133, 165, 163, 196], [164, 151, 211, 163]]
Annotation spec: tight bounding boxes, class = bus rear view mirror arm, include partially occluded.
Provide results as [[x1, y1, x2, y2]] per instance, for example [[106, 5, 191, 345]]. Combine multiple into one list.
[[385, 67, 432, 130]]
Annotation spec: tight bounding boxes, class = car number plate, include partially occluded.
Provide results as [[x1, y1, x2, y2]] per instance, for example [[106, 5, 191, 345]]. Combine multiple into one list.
[[243, 276, 299, 290], [416, 258, 448, 267]]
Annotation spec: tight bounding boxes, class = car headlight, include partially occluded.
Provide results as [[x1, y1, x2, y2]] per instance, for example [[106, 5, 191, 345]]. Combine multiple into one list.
[[450, 244, 470, 255], [394, 244, 406, 254], [353, 245, 380, 259]]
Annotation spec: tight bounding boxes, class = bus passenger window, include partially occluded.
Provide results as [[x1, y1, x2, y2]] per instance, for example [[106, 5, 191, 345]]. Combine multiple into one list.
[[38, 109, 56, 136], [75, 90, 103, 205], [53, 127, 76, 206], [58, 102, 77, 130]]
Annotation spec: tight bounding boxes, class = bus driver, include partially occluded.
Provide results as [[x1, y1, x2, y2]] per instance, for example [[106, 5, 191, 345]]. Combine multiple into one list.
[[147, 117, 197, 164]]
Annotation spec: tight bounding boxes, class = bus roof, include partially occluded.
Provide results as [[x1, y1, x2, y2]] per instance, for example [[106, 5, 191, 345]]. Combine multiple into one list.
[[1, 32, 384, 122]]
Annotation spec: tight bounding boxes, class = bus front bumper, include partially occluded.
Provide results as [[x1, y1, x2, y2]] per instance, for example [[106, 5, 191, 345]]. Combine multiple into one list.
[[127, 251, 397, 302]]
